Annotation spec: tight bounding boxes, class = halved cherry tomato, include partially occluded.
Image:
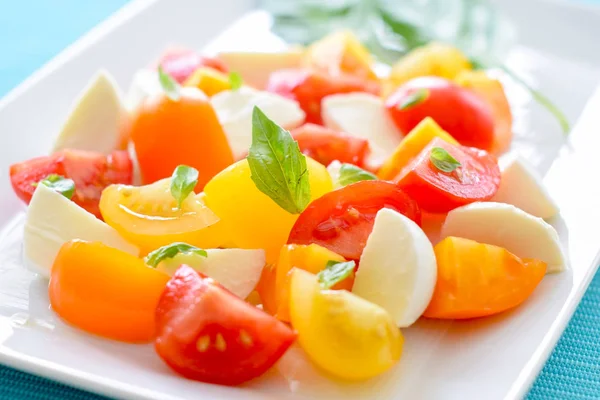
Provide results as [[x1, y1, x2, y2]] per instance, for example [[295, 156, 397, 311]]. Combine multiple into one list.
[[385, 76, 495, 151], [155, 265, 296, 385], [274, 244, 351, 322], [288, 181, 421, 261], [395, 137, 500, 214], [424, 237, 547, 319], [158, 48, 228, 83], [266, 68, 380, 125], [10, 149, 132, 218], [100, 179, 224, 255], [49, 240, 169, 342], [127, 88, 234, 190], [291, 123, 370, 167]]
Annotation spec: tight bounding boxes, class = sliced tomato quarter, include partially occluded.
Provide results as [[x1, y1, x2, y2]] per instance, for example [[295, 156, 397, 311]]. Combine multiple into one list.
[[155, 265, 296, 386], [395, 137, 500, 213], [288, 180, 421, 261]]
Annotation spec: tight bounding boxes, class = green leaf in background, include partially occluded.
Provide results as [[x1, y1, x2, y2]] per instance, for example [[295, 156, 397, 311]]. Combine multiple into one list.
[[247, 106, 311, 214], [170, 165, 199, 208], [228, 71, 243, 90], [398, 88, 429, 110], [338, 163, 377, 186], [35, 174, 75, 199], [318, 260, 356, 289], [158, 66, 181, 101], [145, 242, 207, 267]]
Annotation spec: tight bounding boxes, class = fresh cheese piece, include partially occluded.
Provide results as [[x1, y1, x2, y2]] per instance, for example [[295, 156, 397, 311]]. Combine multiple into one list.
[[156, 248, 265, 299], [217, 49, 304, 89], [211, 87, 305, 159], [441, 202, 566, 273], [353, 208, 437, 327], [125, 69, 162, 111], [491, 152, 559, 219], [52, 70, 129, 154], [23, 184, 139, 278], [322, 93, 402, 162]]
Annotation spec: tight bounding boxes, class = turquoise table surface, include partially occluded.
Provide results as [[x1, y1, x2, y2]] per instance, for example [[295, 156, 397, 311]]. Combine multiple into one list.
[[1, 1, 600, 399]]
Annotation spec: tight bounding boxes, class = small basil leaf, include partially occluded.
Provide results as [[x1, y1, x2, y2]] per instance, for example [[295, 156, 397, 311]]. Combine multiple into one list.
[[317, 260, 356, 289], [37, 174, 75, 200], [228, 71, 243, 90], [170, 165, 199, 208], [429, 147, 461, 173], [144, 242, 207, 268], [338, 163, 377, 187], [398, 88, 429, 110], [158, 66, 181, 101]]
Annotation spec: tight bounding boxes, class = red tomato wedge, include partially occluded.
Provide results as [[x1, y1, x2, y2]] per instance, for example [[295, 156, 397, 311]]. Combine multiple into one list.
[[10, 149, 133, 218], [288, 181, 421, 261], [158, 49, 228, 83], [155, 265, 296, 386], [385, 77, 495, 151], [291, 123, 370, 167], [266, 68, 380, 125], [395, 137, 500, 214]]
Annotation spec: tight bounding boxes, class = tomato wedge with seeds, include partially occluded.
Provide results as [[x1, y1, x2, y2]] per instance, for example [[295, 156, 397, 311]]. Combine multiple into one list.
[[288, 181, 421, 261], [395, 137, 500, 214], [10, 149, 132, 218], [291, 123, 370, 167], [155, 265, 296, 385]]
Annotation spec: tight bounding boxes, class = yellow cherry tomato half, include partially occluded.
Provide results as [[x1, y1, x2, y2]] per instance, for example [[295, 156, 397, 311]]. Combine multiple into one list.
[[289, 269, 403, 380], [100, 178, 224, 255], [49, 240, 169, 342]]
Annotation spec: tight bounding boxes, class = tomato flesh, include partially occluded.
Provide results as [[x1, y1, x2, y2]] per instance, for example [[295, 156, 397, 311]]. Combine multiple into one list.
[[291, 123, 370, 167], [385, 76, 495, 151], [288, 181, 421, 260], [266, 68, 379, 125], [155, 265, 296, 386], [159, 49, 228, 83], [396, 137, 500, 214], [10, 149, 132, 218]]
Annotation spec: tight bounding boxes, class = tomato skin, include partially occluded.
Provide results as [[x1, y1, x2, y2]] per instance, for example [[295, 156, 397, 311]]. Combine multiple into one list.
[[10, 149, 132, 218], [385, 77, 495, 151], [291, 123, 370, 167], [395, 137, 500, 214], [159, 49, 228, 83], [155, 265, 296, 385], [288, 181, 421, 261], [266, 68, 379, 125]]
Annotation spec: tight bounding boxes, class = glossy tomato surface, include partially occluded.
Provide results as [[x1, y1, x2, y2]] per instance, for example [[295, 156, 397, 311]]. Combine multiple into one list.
[[395, 137, 500, 213], [385, 77, 495, 151], [10, 149, 132, 218], [288, 181, 421, 260], [266, 68, 379, 125], [155, 265, 296, 386], [291, 123, 369, 167]]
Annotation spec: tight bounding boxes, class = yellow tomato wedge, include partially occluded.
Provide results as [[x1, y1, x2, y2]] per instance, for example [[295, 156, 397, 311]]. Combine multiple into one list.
[[382, 42, 471, 96], [378, 117, 459, 180], [184, 67, 231, 97], [289, 269, 403, 380], [100, 178, 225, 255], [274, 244, 351, 321], [203, 158, 333, 265]]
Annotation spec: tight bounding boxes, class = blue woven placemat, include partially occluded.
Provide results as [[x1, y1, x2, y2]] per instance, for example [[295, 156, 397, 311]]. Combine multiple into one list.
[[1, 1, 600, 399]]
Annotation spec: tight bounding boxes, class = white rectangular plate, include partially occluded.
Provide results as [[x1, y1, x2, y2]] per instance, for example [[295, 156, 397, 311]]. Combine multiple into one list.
[[1, 0, 600, 399]]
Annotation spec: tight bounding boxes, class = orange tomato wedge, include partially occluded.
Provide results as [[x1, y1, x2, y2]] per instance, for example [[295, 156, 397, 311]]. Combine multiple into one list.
[[49, 240, 170, 342], [424, 236, 546, 319]]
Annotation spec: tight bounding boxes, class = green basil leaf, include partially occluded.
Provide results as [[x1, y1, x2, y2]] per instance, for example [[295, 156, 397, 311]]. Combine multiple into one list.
[[338, 163, 377, 186], [228, 71, 243, 90], [398, 88, 429, 110], [430, 147, 461, 173], [37, 174, 75, 199], [170, 165, 199, 208], [144, 242, 207, 268], [158, 66, 181, 101], [318, 260, 356, 290], [247, 106, 310, 214]]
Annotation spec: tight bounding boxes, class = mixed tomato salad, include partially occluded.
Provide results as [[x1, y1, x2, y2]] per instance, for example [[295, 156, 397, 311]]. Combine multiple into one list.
[[10, 31, 566, 387]]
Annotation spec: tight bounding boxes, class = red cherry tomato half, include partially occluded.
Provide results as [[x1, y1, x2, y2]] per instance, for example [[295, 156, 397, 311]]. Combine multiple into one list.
[[158, 49, 228, 83], [288, 181, 421, 261], [385, 77, 495, 151], [395, 137, 500, 214], [155, 265, 296, 386], [10, 149, 132, 218], [266, 68, 380, 125], [291, 123, 370, 167]]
